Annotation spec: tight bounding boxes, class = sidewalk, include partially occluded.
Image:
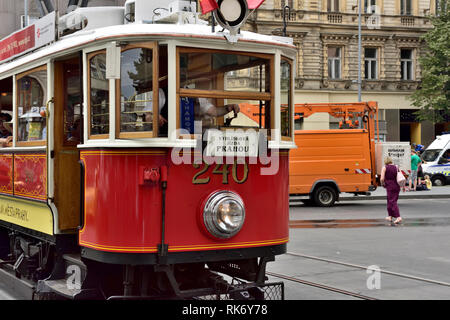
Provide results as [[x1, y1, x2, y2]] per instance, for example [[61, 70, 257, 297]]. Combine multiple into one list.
[[339, 185, 450, 201]]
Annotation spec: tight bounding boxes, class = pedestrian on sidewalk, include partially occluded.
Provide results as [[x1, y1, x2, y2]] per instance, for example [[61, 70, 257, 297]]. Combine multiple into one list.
[[380, 157, 405, 224], [408, 150, 422, 191]]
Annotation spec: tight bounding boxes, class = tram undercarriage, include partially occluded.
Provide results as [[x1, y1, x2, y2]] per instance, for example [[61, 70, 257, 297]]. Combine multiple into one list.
[[0, 227, 283, 300]]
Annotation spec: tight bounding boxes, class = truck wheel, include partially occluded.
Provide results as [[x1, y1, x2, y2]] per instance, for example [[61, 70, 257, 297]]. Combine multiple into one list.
[[432, 176, 446, 187], [313, 186, 337, 207]]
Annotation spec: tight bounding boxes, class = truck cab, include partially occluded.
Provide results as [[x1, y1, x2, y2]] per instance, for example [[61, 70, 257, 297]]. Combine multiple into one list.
[[421, 134, 450, 186]]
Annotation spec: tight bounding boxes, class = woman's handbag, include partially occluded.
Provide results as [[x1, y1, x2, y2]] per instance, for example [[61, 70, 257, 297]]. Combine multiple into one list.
[[396, 166, 406, 187]]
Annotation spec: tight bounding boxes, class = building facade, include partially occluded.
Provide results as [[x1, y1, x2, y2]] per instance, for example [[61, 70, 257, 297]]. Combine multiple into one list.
[[247, 0, 446, 146], [1, 0, 447, 146]]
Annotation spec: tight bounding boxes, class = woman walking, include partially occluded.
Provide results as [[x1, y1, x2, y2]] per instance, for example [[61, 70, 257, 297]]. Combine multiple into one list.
[[380, 157, 405, 224]]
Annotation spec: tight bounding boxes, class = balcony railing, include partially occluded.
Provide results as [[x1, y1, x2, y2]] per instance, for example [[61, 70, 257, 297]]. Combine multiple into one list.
[[400, 16, 415, 26], [271, 9, 429, 29], [327, 13, 343, 24]]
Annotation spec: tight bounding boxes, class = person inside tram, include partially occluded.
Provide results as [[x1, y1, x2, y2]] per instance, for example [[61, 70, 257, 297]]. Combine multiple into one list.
[[0, 112, 13, 147], [194, 98, 240, 128], [142, 81, 168, 137]]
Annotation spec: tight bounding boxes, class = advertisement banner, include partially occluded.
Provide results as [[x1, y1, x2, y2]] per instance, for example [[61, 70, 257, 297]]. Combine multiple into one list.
[[0, 11, 56, 63]]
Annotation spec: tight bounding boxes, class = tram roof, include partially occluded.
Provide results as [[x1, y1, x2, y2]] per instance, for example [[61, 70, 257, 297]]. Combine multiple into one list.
[[0, 23, 296, 77]]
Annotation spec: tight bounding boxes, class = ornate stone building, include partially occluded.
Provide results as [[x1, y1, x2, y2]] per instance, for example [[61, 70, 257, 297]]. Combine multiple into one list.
[[1, 0, 446, 145], [246, 0, 445, 146]]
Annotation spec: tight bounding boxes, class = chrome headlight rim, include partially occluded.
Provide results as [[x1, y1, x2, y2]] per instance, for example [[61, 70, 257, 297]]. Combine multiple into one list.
[[203, 191, 245, 239]]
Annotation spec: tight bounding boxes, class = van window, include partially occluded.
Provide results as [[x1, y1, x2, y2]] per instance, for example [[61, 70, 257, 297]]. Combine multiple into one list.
[[421, 149, 441, 162]]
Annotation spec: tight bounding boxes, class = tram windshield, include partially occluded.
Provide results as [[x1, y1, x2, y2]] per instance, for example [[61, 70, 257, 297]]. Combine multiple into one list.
[[178, 48, 275, 134]]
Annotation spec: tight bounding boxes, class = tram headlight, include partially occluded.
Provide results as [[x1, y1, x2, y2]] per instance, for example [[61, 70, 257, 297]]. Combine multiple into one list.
[[203, 191, 245, 239]]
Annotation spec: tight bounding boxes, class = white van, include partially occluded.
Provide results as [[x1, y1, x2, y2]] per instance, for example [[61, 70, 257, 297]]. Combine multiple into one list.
[[421, 134, 450, 186]]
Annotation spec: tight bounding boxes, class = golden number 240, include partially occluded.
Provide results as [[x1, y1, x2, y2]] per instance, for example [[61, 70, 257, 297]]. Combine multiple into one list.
[[193, 162, 249, 185]]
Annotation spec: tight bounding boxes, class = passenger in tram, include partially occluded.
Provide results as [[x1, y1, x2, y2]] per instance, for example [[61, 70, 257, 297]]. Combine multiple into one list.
[[143, 86, 168, 137], [0, 113, 12, 147], [194, 98, 240, 128]]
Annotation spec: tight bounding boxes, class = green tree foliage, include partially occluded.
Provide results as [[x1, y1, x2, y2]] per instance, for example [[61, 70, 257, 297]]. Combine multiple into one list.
[[411, 0, 450, 123]]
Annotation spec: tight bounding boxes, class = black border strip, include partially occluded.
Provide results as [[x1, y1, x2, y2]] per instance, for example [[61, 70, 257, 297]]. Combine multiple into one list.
[[81, 243, 287, 265]]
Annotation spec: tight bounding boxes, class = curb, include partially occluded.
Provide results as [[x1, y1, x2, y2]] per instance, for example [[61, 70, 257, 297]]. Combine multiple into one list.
[[339, 194, 450, 201], [289, 193, 450, 204]]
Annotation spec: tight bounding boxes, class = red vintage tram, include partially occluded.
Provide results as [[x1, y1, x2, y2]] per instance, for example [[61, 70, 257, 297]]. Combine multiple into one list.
[[0, 0, 296, 299]]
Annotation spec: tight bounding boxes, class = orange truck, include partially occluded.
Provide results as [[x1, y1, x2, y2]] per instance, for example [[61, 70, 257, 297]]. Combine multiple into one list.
[[289, 102, 380, 206]]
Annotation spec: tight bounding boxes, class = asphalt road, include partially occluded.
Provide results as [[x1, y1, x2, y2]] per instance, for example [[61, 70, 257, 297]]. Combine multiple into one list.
[[268, 197, 450, 300], [0, 196, 449, 300]]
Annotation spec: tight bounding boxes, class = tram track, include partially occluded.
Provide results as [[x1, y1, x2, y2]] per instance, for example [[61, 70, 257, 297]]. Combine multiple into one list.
[[285, 252, 450, 288], [268, 251, 450, 300], [266, 271, 378, 300]]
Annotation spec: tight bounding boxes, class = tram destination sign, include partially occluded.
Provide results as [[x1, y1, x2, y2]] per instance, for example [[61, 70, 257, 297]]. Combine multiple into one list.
[[205, 129, 259, 158], [0, 11, 56, 63]]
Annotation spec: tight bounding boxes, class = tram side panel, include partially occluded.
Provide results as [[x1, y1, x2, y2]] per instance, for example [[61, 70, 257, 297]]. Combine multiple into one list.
[[78, 149, 289, 260], [0, 151, 53, 236]]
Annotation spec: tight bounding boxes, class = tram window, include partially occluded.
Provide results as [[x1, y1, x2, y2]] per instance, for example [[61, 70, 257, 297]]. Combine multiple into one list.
[[118, 45, 157, 138], [88, 52, 109, 138], [180, 97, 270, 133], [179, 50, 270, 92], [281, 58, 292, 138], [16, 66, 47, 145], [63, 63, 82, 145], [178, 48, 273, 134], [0, 78, 13, 113]]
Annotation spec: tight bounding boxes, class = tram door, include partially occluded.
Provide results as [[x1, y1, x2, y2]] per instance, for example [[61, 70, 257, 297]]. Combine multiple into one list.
[[53, 57, 82, 231]]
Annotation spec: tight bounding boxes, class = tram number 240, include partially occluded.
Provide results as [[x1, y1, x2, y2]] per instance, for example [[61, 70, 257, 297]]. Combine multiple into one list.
[[192, 162, 249, 185]]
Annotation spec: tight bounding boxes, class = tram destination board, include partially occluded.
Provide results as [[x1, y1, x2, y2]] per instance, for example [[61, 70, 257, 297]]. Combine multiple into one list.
[[205, 130, 259, 157]]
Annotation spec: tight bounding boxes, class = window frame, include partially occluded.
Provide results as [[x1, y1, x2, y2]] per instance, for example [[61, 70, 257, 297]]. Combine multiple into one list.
[[176, 47, 275, 134], [364, 0, 377, 13], [327, 47, 341, 80], [364, 48, 378, 80], [115, 42, 159, 139], [327, 0, 340, 12], [87, 50, 109, 140], [400, 49, 414, 81], [281, 57, 293, 141], [15, 64, 48, 147], [400, 0, 412, 15]]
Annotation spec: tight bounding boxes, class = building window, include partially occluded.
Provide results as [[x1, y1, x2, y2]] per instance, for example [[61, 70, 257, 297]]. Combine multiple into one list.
[[364, 0, 376, 13], [282, 0, 294, 8], [435, 0, 447, 15], [327, 0, 339, 12], [400, 49, 414, 80], [327, 47, 341, 79], [400, 0, 412, 15], [364, 48, 378, 80]]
